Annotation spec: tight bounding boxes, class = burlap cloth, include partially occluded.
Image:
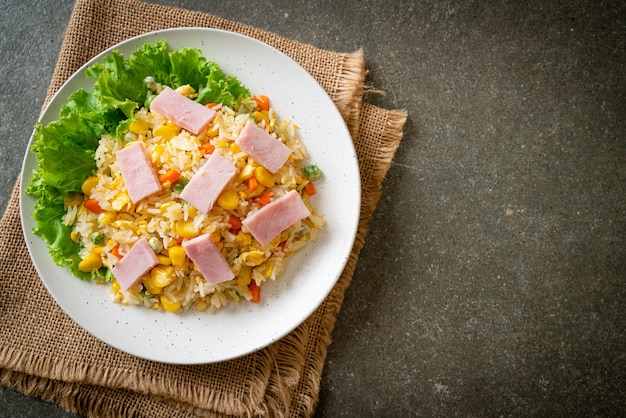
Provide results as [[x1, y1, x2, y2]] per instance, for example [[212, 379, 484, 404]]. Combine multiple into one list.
[[0, 0, 407, 416]]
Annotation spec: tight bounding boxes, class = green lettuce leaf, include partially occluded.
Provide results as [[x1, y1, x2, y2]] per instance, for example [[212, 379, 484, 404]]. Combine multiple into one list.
[[26, 41, 251, 281]]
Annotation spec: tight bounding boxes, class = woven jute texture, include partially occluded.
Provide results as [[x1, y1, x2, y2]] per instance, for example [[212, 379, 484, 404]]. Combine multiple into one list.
[[0, 0, 407, 416]]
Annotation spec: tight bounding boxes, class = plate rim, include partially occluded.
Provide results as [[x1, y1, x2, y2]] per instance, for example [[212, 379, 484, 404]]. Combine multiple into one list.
[[19, 27, 361, 364]]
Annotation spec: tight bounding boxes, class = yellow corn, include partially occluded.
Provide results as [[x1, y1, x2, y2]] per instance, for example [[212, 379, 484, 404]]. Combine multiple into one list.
[[81, 176, 99, 196], [153, 122, 180, 140], [151, 144, 165, 163], [216, 189, 239, 210], [70, 231, 79, 242], [242, 250, 266, 266], [175, 84, 195, 97], [142, 274, 162, 295], [160, 294, 182, 312], [99, 211, 116, 226], [252, 110, 269, 125], [186, 205, 197, 219], [175, 220, 199, 239], [254, 166, 275, 188], [78, 252, 102, 272], [264, 262, 274, 277], [129, 119, 149, 135], [247, 184, 265, 198], [157, 255, 172, 265], [168, 246, 186, 267], [206, 125, 219, 138], [229, 142, 242, 154], [151, 265, 175, 288]]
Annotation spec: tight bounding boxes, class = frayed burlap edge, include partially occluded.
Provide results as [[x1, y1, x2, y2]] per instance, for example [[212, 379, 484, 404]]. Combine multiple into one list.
[[0, 0, 407, 416], [263, 105, 408, 417]]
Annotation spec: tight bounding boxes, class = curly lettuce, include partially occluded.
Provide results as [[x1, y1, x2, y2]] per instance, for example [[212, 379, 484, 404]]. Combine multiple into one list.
[[26, 40, 250, 280]]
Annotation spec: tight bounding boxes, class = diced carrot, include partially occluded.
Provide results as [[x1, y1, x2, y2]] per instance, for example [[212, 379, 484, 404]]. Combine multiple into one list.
[[257, 190, 271, 206], [249, 281, 261, 303], [253, 95, 270, 111], [84, 198, 105, 213], [158, 169, 181, 184], [111, 244, 123, 259], [247, 176, 258, 192], [205, 103, 219, 109], [228, 215, 242, 231], [199, 142, 215, 155], [304, 181, 316, 196], [176, 236, 184, 245], [278, 241, 287, 251]]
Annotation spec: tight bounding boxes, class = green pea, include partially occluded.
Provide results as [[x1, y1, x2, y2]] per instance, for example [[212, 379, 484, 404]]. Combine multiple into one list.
[[303, 164, 321, 180]]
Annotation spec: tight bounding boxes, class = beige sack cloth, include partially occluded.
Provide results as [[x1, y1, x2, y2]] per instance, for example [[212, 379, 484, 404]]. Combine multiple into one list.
[[0, 0, 407, 416]]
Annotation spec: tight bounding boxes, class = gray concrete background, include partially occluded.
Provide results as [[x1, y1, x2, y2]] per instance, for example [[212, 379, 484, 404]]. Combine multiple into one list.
[[1, 0, 625, 416]]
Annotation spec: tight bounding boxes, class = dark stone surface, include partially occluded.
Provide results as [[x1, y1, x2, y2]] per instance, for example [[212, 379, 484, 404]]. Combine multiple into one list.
[[1, 0, 624, 416]]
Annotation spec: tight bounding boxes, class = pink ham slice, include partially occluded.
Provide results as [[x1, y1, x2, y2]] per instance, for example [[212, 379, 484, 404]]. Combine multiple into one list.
[[149, 86, 216, 135], [235, 120, 292, 173], [242, 190, 311, 247], [182, 234, 234, 285], [116, 142, 162, 203], [111, 238, 159, 291], [179, 152, 238, 214]]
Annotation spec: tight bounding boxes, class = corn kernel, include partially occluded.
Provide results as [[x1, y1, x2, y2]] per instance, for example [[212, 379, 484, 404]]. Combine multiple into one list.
[[175, 220, 199, 239], [78, 252, 102, 272], [129, 119, 149, 135], [160, 294, 182, 312], [157, 255, 172, 265], [229, 142, 242, 154], [153, 122, 180, 140], [186, 205, 197, 219], [151, 265, 175, 288], [254, 166, 275, 188], [175, 84, 195, 97], [206, 125, 219, 138], [81, 176, 99, 196], [216, 189, 239, 210], [252, 111, 269, 125], [142, 274, 162, 295], [264, 262, 274, 277], [70, 231, 78, 242], [168, 246, 186, 267]]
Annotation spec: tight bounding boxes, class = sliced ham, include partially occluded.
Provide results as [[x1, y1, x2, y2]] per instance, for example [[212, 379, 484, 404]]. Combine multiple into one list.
[[150, 86, 216, 135], [111, 238, 159, 291], [182, 234, 234, 285], [179, 152, 238, 214], [235, 120, 292, 173], [116, 142, 162, 203], [242, 190, 311, 247]]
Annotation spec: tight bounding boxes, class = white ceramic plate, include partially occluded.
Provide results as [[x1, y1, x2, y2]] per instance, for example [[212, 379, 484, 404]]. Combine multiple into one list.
[[19, 28, 360, 364]]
